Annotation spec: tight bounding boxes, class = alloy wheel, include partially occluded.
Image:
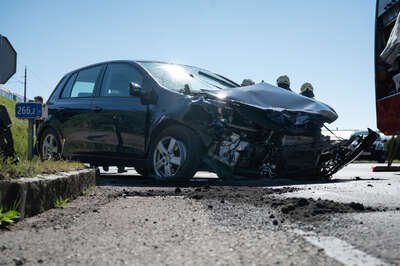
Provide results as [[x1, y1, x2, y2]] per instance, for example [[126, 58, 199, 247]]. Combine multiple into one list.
[[42, 134, 59, 160], [153, 136, 186, 179]]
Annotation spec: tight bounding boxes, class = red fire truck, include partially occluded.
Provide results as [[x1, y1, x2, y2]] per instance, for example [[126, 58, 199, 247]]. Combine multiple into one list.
[[375, 0, 400, 169], [375, 0, 400, 134]]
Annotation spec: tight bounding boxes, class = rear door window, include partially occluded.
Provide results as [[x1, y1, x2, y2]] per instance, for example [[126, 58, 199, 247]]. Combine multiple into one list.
[[64, 66, 102, 98], [100, 63, 143, 97], [61, 73, 77, 98]]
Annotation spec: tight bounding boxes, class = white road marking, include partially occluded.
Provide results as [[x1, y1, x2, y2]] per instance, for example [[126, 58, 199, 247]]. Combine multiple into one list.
[[294, 229, 391, 266]]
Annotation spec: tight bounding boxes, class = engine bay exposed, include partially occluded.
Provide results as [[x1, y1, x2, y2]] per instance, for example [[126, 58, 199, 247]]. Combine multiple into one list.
[[194, 91, 379, 180]]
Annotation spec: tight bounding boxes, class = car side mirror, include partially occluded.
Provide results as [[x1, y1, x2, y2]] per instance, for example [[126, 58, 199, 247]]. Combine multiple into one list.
[[129, 82, 143, 97]]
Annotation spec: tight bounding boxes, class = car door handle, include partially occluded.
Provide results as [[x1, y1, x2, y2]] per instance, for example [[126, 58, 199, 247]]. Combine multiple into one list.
[[56, 107, 65, 112], [92, 106, 103, 112]]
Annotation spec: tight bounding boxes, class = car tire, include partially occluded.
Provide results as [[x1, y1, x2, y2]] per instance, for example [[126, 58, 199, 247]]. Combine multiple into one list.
[[39, 128, 62, 160], [148, 125, 202, 181]]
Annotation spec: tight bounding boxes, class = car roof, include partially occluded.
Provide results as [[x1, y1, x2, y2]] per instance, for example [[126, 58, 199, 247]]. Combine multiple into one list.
[[67, 60, 194, 73], [64, 60, 240, 87], [64, 60, 136, 75]]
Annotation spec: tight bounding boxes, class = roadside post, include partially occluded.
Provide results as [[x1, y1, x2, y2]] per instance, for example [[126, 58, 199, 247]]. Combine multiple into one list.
[[15, 102, 44, 160]]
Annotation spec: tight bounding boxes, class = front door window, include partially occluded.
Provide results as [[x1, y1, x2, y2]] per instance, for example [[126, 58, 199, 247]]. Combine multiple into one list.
[[100, 63, 143, 97]]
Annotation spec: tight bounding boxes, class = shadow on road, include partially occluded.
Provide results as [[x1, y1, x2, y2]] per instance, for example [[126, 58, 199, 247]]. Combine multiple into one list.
[[96, 172, 374, 188]]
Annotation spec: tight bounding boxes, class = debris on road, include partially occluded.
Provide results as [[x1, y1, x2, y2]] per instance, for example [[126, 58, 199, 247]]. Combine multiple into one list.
[[118, 186, 379, 223]]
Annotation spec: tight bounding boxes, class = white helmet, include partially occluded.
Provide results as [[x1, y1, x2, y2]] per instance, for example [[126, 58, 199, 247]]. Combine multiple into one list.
[[300, 82, 314, 93], [241, 79, 255, 86], [277, 75, 290, 86]]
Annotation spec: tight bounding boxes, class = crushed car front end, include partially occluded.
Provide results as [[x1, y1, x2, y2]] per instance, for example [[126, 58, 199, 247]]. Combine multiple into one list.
[[176, 83, 378, 179]]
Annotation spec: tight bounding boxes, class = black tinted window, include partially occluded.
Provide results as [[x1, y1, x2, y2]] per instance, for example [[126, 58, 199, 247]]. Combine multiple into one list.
[[61, 73, 77, 98], [100, 64, 143, 97], [68, 66, 102, 98]]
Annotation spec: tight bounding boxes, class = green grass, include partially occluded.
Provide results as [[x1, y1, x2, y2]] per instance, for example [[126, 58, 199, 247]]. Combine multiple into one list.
[[0, 96, 28, 157], [54, 196, 68, 208], [0, 200, 20, 226], [0, 158, 84, 180], [0, 96, 85, 179]]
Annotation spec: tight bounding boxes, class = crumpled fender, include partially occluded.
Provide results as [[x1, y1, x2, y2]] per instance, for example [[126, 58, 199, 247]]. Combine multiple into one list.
[[205, 82, 338, 126], [147, 94, 219, 152]]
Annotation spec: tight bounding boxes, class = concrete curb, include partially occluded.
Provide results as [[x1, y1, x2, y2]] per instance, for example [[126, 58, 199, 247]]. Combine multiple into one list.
[[0, 169, 95, 219]]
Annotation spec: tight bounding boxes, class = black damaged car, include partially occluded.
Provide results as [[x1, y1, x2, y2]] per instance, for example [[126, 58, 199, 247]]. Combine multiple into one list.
[[37, 60, 378, 180]]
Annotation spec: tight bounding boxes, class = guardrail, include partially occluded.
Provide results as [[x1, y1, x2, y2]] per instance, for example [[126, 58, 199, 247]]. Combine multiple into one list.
[[0, 86, 25, 102]]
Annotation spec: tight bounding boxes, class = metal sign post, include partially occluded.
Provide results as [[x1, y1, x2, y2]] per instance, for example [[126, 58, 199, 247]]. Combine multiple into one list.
[[27, 119, 34, 160], [15, 102, 43, 160]]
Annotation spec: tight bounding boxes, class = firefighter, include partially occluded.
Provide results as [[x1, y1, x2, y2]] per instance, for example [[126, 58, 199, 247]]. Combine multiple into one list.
[[300, 82, 315, 98], [276, 75, 291, 91], [241, 79, 255, 86]]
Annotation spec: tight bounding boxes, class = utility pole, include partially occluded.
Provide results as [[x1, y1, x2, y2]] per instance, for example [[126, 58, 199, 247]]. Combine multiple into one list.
[[23, 66, 33, 160], [24, 66, 27, 102]]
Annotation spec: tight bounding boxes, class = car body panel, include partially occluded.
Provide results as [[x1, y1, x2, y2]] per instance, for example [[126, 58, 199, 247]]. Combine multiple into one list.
[[38, 60, 378, 179], [48, 97, 95, 156], [90, 97, 148, 156], [205, 82, 338, 125]]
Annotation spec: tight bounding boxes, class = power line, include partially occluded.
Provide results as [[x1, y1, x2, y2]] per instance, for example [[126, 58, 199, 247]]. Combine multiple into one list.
[[29, 68, 52, 89]]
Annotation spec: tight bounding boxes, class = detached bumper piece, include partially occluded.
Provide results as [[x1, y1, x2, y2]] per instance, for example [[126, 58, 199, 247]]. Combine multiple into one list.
[[321, 129, 379, 177]]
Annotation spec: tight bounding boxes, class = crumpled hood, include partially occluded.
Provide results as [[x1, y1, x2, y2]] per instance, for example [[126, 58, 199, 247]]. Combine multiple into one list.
[[206, 82, 338, 124]]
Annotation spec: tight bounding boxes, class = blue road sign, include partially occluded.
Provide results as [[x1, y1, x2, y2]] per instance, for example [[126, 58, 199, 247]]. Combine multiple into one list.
[[15, 102, 42, 119]]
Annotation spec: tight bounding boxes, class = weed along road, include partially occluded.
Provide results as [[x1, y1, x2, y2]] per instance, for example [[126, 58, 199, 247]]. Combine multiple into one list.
[[0, 164, 398, 266]]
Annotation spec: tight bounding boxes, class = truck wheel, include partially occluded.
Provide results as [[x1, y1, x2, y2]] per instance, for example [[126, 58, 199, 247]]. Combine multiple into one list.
[[148, 125, 201, 181], [39, 128, 61, 160]]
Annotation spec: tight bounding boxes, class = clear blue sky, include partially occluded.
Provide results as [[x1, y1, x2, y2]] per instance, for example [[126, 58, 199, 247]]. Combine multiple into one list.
[[1, 0, 376, 130]]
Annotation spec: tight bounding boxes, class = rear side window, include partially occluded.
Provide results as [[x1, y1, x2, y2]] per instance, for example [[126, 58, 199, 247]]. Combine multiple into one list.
[[61, 73, 77, 98], [100, 63, 143, 97], [62, 66, 102, 98]]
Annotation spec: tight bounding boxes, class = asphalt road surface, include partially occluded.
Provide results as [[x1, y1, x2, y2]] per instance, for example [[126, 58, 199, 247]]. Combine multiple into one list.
[[1, 163, 399, 266]]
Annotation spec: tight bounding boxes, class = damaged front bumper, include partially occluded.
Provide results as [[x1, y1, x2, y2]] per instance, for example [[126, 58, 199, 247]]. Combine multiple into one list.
[[205, 125, 379, 179], [319, 129, 379, 177]]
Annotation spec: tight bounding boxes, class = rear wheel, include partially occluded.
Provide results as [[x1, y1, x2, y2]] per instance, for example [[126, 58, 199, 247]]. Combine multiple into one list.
[[39, 128, 61, 160], [148, 125, 201, 181]]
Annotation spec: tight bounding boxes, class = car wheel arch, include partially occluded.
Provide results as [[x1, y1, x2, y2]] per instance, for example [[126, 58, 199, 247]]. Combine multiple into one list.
[[147, 118, 208, 153], [149, 119, 191, 146]]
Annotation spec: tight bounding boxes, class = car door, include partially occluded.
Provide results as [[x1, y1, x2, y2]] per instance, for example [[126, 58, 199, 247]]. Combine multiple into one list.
[[52, 65, 104, 157], [91, 62, 148, 157]]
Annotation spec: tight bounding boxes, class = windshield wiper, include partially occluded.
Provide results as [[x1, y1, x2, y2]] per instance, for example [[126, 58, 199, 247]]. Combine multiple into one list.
[[198, 71, 235, 88], [195, 73, 223, 90]]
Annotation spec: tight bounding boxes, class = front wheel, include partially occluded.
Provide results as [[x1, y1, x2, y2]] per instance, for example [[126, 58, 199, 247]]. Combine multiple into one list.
[[148, 125, 201, 181]]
